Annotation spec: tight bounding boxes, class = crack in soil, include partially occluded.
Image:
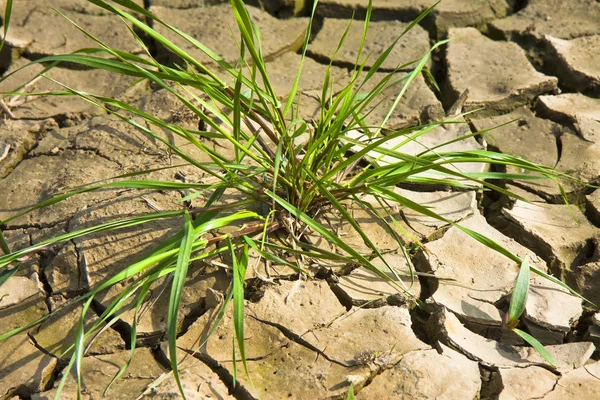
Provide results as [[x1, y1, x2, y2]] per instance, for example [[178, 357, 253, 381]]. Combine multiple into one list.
[[90, 298, 134, 350], [247, 314, 350, 367], [177, 347, 258, 400]]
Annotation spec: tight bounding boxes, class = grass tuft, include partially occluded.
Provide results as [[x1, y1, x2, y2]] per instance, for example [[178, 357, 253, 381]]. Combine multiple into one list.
[[0, 0, 586, 396]]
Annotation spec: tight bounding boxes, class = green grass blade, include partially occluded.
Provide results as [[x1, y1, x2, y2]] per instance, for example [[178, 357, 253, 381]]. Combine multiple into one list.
[[283, 0, 318, 116], [376, 40, 449, 135], [0, 230, 10, 255], [0, 0, 12, 54], [512, 328, 557, 367], [227, 236, 249, 385], [0, 211, 183, 270], [167, 211, 196, 399], [100, 277, 154, 397], [54, 351, 76, 400], [507, 256, 530, 326]]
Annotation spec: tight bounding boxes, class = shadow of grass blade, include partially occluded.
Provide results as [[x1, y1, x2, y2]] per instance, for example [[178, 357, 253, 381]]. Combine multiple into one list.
[[102, 276, 155, 397]]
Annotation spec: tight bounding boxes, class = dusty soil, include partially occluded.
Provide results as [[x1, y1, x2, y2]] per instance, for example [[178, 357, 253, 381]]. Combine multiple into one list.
[[1, 0, 600, 399]]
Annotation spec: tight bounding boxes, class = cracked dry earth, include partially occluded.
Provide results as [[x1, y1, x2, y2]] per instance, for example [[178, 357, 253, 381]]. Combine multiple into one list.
[[1, 0, 600, 399]]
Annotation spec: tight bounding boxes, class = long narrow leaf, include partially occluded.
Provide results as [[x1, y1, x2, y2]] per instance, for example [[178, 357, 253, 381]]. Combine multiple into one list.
[[167, 211, 196, 399], [512, 328, 557, 367], [228, 236, 249, 385], [507, 256, 530, 326]]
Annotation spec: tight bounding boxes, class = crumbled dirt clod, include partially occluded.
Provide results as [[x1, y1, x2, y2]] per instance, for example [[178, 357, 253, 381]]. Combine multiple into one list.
[[489, 0, 600, 41], [537, 94, 600, 143], [544, 35, 600, 93], [431, 306, 595, 371], [445, 27, 557, 117]]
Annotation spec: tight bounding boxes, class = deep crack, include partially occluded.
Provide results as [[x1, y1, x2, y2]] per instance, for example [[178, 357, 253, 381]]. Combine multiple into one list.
[[177, 347, 258, 400]]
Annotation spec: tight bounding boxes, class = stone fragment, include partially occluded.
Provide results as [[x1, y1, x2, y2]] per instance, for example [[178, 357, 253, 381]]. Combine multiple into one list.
[[150, 5, 308, 66], [31, 347, 166, 399], [332, 253, 421, 308], [0, 141, 8, 162], [504, 183, 547, 203], [418, 213, 541, 330], [177, 303, 290, 361], [573, 262, 600, 308], [0, 33, 30, 72], [537, 94, 600, 143], [0, 293, 56, 399], [554, 131, 600, 185], [318, 306, 428, 365], [429, 0, 514, 38], [43, 240, 82, 296], [499, 200, 600, 285], [544, 35, 600, 93], [496, 366, 558, 400], [0, 0, 143, 57], [2, 226, 58, 279], [358, 344, 481, 399], [431, 306, 595, 371], [445, 28, 557, 116], [489, 0, 600, 41], [307, 18, 430, 71], [543, 361, 600, 399], [138, 357, 233, 400], [584, 312, 600, 350]]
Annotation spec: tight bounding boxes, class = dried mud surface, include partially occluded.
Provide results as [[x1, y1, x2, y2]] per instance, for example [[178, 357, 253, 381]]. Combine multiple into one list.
[[1, 0, 600, 399]]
